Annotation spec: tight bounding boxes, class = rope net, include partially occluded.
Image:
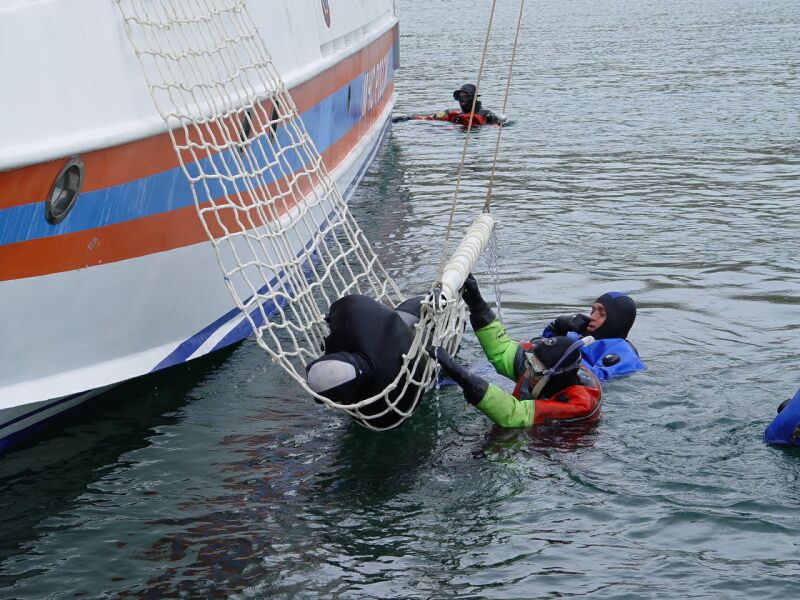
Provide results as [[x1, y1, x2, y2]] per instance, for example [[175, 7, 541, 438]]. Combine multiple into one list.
[[116, 0, 494, 429]]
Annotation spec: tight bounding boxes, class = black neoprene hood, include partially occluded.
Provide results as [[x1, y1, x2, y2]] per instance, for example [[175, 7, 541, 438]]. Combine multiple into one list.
[[592, 292, 636, 339]]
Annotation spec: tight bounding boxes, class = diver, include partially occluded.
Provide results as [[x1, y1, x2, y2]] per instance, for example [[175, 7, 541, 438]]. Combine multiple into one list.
[[305, 294, 425, 429], [764, 388, 800, 447], [426, 280, 602, 428], [540, 287, 645, 381], [392, 83, 504, 127]]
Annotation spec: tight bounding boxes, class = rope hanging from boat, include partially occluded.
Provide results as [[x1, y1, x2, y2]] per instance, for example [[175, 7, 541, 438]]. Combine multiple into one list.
[[484, 0, 526, 212], [115, 0, 494, 430], [436, 0, 526, 281]]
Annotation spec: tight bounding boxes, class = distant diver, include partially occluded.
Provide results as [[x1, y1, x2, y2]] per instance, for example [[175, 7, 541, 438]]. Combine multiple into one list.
[[392, 83, 504, 127], [542, 289, 645, 382], [427, 276, 602, 428], [764, 388, 800, 447], [305, 294, 426, 429]]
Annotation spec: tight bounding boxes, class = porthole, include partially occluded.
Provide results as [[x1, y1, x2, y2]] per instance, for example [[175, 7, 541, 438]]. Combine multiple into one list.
[[45, 156, 84, 225]]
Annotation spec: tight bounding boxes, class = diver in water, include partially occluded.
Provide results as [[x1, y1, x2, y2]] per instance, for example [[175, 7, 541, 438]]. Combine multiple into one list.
[[426, 280, 602, 428], [392, 83, 504, 127], [764, 388, 800, 447], [540, 287, 645, 381], [305, 294, 425, 429]]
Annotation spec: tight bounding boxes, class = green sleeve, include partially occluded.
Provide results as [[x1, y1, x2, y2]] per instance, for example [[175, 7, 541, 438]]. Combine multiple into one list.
[[474, 320, 520, 381], [475, 383, 534, 428]]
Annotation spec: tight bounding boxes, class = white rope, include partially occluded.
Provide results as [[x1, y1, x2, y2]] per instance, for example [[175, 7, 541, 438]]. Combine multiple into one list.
[[484, 0, 525, 212], [436, 0, 525, 272]]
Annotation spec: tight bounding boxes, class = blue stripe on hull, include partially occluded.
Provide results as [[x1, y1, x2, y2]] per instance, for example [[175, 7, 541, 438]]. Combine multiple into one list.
[[0, 52, 395, 247], [0, 113, 392, 455], [0, 391, 92, 455], [152, 113, 392, 371]]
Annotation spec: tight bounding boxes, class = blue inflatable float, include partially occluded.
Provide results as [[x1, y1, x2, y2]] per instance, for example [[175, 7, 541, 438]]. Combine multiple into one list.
[[764, 388, 800, 447]]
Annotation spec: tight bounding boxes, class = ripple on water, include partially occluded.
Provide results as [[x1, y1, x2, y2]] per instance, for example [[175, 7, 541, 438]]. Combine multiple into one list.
[[2, 0, 800, 597]]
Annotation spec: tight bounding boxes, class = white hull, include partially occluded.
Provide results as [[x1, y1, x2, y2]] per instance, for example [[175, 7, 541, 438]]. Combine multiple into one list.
[[0, 0, 398, 452]]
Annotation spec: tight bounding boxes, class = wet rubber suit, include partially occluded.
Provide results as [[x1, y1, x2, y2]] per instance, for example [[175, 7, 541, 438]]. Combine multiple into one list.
[[306, 294, 425, 429], [392, 83, 503, 126], [427, 276, 602, 428], [542, 292, 645, 382]]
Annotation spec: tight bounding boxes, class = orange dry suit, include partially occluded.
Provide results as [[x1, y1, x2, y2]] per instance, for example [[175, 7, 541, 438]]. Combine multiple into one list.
[[408, 100, 502, 126], [472, 320, 602, 428]]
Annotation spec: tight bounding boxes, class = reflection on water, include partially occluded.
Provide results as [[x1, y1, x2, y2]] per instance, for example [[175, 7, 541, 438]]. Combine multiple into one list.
[[2, 0, 800, 597]]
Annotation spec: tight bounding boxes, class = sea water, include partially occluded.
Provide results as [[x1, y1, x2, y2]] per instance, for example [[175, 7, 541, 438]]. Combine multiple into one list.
[[1, 0, 799, 597]]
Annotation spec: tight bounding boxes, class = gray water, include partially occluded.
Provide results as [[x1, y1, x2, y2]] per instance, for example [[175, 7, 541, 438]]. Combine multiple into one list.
[[2, 0, 799, 597]]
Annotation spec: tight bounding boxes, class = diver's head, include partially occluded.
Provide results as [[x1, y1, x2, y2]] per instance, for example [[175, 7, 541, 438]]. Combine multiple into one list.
[[306, 351, 374, 405], [528, 336, 583, 398], [453, 83, 478, 112], [587, 292, 636, 339]]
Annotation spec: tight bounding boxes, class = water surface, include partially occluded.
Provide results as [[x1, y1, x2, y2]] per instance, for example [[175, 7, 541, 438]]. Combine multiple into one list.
[[2, 0, 799, 597]]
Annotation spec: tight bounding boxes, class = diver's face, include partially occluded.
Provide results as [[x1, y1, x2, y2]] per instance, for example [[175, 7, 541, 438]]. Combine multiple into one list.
[[587, 302, 607, 332], [457, 93, 474, 112]]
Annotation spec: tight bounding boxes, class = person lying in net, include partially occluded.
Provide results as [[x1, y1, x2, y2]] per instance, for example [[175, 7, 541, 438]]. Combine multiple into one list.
[[392, 83, 504, 127], [426, 280, 602, 428], [305, 294, 426, 429]]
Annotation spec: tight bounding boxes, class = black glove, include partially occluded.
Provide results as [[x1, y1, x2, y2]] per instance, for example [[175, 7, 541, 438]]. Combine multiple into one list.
[[392, 114, 411, 123], [426, 345, 488, 406], [461, 274, 495, 330], [549, 313, 589, 336], [461, 273, 484, 309]]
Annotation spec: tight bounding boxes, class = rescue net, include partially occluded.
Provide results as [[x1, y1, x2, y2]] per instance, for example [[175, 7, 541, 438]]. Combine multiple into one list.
[[115, 0, 495, 429]]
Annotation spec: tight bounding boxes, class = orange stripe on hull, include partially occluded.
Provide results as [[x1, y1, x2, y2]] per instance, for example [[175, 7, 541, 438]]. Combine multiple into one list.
[[0, 25, 397, 211], [0, 83, 393, 282]]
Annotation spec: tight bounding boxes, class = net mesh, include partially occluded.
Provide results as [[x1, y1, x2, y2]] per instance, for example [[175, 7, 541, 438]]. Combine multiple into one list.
[[116, 0, 489, 429]]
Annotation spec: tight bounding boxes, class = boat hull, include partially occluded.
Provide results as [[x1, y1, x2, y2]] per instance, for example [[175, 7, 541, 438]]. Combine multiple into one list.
[[0, 1, 398, 452]]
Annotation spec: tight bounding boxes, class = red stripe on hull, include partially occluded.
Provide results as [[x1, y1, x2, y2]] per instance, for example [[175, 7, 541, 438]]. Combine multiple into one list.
[[0, 25, 397, 210], [0, 82, 393, 282]]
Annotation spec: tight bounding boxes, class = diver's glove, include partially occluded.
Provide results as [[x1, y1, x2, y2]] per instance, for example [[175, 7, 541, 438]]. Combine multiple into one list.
[[549, 313, 590, 336], [461, 273, 496, 330], [426, 345, 488, 406], [392, 114, 411, 123]]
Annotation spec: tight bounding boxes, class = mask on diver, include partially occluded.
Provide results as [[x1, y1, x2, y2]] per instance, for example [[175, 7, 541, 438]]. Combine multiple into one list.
[[529, 335, 595, 398]]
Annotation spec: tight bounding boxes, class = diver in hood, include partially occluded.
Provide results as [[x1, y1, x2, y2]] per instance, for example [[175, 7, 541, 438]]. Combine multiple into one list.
[[392, 83, 504, 126], [548, 292, 636, 339], [305, 294, 426, 430], [426, 278, 602, 429], [542, 289, 645, 381]]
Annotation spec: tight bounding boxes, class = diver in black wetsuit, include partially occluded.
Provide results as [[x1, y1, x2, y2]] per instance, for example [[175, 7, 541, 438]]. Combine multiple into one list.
[[305, 294, 425, 429]]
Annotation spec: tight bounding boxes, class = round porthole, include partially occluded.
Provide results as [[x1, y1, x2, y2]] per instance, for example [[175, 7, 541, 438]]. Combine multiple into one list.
[[45, 156, 84, 225]]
